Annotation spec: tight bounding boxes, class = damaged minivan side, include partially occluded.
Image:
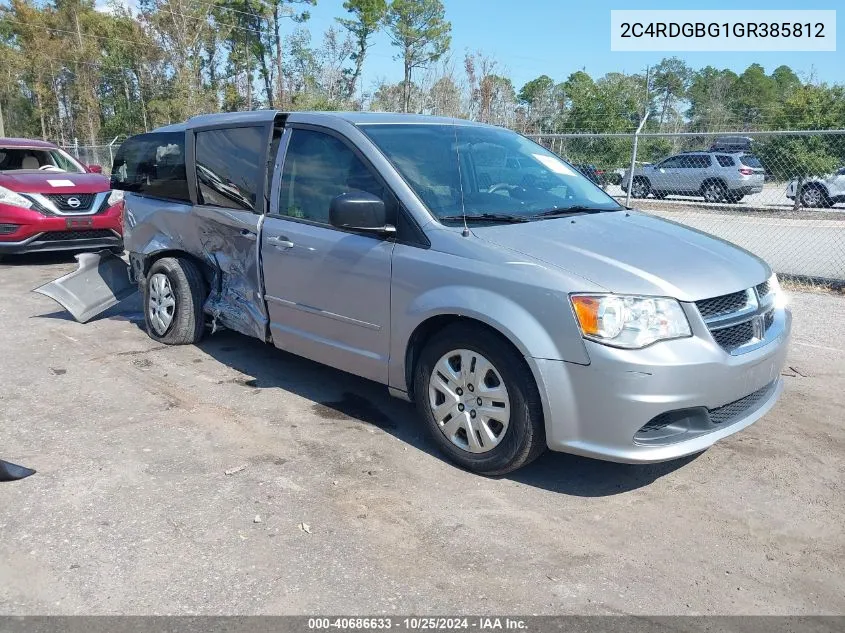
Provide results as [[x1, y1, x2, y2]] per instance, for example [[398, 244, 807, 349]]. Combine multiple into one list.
[[48, 110, 792, 475]]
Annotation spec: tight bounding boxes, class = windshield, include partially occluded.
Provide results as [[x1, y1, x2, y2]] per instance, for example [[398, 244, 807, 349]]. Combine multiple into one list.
[[0, 147, 86, 174], [360, 124, 623, 221]]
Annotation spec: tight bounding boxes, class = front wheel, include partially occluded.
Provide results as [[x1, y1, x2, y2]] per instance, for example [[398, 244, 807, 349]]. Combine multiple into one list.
[[144, 256, 206, 345], [413, 324, 546, 475]]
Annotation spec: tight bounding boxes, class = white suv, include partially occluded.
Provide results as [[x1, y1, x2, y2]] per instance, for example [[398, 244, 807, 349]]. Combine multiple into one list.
[[786, 167, 845, 208]]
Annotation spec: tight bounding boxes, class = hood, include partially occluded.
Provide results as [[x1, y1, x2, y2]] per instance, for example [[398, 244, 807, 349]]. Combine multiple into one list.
[[0, 170, 110, 194], [470, 211, 770, 302]]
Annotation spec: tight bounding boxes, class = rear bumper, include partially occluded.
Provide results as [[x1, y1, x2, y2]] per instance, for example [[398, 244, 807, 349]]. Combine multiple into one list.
[[532, 306, 791, 463], [732, 184, 764, 195], [0, 202, 123, 254]]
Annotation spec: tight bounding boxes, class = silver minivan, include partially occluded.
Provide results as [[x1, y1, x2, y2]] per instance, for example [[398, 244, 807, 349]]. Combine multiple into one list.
[[52, 111, 791, 475]]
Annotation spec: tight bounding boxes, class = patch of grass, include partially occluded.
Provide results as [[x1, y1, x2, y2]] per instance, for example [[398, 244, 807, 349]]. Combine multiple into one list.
[[779, 275, 845, 295]]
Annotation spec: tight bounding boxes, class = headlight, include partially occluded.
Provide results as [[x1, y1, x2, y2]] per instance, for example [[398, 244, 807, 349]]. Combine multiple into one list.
[[570, 294, 691, 349], [0, 185, 33, 209], [107, 189, 124, 206]]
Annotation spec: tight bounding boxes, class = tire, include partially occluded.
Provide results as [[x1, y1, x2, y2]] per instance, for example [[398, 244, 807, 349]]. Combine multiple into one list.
[[630, 177, 650, 199], [110, 246, 125, 255], [144, 256, 206, 345], [799, 184, 830, 209], [413, 323, 546, 475], [652, 190, 667, 200], [726, 193, 745, 204], [701, 180, 727, 203]]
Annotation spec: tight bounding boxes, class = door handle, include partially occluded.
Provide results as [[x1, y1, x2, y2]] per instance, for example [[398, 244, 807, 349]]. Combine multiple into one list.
[[268, 235, 295, 249]]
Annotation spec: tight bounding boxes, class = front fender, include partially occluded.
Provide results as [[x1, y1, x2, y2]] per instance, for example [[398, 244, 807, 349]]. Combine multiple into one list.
[[388, 284, 590, 395]]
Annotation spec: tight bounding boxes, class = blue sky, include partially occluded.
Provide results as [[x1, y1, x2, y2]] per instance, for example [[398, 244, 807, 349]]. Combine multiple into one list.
[[304, 0, 843, 94]]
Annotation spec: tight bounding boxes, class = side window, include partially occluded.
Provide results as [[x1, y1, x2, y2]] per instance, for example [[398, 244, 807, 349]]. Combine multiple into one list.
[[716, 155, 734, 167], [682, 155, 710, 169], [676, 156, 695, 169], [195, 126, 264, 212], [278, 128, 387, 224], [660, 156, 682, 168], [111, 132, 190, 202]]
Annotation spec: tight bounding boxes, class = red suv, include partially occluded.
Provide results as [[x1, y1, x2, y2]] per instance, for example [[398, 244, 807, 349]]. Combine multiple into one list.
[[0, 137, 123, 257]]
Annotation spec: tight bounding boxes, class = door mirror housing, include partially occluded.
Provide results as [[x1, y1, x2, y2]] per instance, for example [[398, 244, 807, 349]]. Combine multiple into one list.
[[86, 164, 103, 174], [329, 191, 395, 236]]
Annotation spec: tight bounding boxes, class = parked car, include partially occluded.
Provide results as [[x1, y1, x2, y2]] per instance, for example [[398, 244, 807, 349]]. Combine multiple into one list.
[[574, 163, 606, 187], [622, 151, 765, 203], [0, 137, 123, 257], [709, 136, 753, 153], [785, 167, 845, 208], [43, 111, 791, 475]]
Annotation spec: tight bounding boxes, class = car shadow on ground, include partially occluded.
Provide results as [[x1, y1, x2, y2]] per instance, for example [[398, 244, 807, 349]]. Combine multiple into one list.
[[34, 297, 696, 497], [193, 328, 696, 497]]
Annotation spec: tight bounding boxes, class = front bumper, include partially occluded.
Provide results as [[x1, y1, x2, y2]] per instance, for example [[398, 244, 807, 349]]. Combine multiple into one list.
[[0, 202, 123, 254], [532, 305, 791, 463]]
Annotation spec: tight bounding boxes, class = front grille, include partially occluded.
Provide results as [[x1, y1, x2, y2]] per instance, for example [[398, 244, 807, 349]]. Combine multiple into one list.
[[712, 321, 754, 351], [44, 193, 95, 211], [709, 382, 775, 425], [764, 309, 774, 330], [37, 229, 116, 242], [756, 280, 770, 297], [695, 290, 748, 320]]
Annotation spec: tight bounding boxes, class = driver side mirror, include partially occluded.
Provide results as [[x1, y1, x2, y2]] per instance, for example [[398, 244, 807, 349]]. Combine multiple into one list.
[[329, 191, 395, 236], [86, 164, 103, 174]]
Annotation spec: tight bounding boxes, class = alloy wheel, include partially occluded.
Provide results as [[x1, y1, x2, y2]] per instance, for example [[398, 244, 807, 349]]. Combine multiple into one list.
[[428, 349, 511, 454]]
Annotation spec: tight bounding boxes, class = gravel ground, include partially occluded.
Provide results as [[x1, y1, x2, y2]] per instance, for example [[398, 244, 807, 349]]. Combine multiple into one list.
[[1, 253, 843, 615]]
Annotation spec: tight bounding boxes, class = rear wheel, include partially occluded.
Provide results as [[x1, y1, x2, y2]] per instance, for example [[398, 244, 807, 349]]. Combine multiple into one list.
[[726, 193, 745, 204], [630, 177, 650, 199], [413, 323, 546, 475], [652, 190, 667, 200], [144, 256, 206, 345], [799, 184, 830, 208], [701, 180, 727, 203]]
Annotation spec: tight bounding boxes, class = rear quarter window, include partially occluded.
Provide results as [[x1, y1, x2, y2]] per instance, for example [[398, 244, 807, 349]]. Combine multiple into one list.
[[739, 155, 763, 168], [195, 126, 264, 211], [111, 132, 190, 202], [716, 155, 735, 167]]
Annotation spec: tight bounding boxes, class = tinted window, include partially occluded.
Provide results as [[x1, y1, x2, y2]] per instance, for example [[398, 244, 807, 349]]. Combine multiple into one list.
[[680, 154, 711, 169], [111, 132, 189, 202], [278, 129, 387, 224], [660, 156, 683, 168], [361, 124, 621, 220], [195, 127, 264, 211], [716, 155, 734, 167], [739, 154, 763, 168]]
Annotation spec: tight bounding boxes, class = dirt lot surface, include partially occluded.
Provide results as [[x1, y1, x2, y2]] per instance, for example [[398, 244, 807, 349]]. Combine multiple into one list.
[[1, 253, 843, 615]]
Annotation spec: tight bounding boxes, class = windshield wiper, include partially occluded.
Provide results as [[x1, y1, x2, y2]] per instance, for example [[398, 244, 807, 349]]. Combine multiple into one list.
[[531, 206, 614, 218], [439, 213, 532, 224]]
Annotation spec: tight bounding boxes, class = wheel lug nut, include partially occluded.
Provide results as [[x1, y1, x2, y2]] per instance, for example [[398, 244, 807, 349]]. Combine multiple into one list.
[[458, 404, 465, 412], [456, 388, 463, 396], [470, 410, 476, 418], [477, 397, 482, 406], [468, 384, 474, 392]]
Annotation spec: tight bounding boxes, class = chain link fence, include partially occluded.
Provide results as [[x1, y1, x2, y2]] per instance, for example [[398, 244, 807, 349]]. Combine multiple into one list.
[[60, 138, 124, 175], [528, 130, 845, 283]]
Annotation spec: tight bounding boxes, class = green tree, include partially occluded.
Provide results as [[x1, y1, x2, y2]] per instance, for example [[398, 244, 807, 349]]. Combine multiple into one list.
[[337, 0, 387, 101], [385, 0, 451, 112], [651, 56, 691, 128], [687, 67, 738, 129], [731, 63, 777, 126]]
